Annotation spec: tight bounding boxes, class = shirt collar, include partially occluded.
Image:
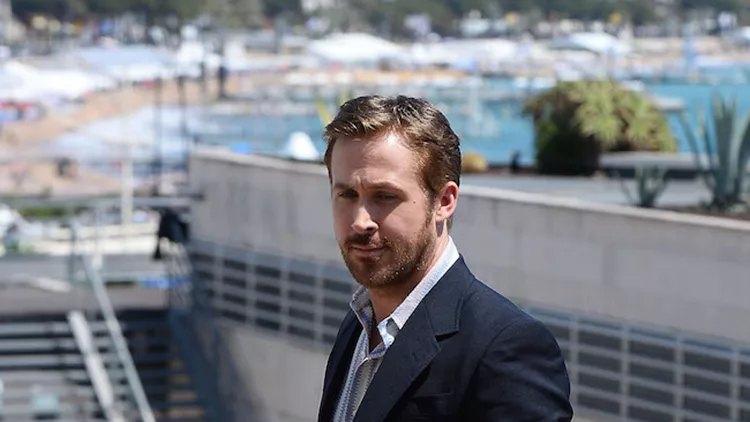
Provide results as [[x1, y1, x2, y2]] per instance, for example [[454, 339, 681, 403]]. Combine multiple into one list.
[[350, 237, 460, 350]]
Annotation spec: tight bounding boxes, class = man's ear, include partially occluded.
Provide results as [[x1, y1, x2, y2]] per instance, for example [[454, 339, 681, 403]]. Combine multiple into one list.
[[434, 182, 458, 226]]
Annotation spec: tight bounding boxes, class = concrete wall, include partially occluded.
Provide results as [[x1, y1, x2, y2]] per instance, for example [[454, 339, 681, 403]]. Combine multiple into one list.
[[189, 148, 750, 421], [222, 322, 328, 422]]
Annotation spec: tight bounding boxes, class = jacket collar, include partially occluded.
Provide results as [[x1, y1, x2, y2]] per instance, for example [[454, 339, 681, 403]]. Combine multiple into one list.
[[318, 256, 475, 422]]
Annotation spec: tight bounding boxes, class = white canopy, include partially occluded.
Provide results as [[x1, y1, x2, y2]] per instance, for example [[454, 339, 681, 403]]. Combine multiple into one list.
[[0, 61, 113, 102], [549, 32, 631, 56], [307, 33, 407, 64]]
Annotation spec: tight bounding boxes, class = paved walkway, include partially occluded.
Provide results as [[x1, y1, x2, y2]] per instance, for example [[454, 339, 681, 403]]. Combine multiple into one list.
[[0, 253, 163, 283], [462, 174, 710, 207]]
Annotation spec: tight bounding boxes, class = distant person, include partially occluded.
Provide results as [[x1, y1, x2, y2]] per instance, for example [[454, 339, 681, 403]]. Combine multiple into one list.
[[217, 62, 228, 99], [510, 150, 522, 174], [176, 73, 186, 99], [199, 60, 207, 85], [3, 222, 20, 252], [14, 102, 24, 120], [317, 95, 573, 422]]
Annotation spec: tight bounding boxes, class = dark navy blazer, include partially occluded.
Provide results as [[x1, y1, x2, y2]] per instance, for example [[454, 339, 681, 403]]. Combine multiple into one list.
[[317, 256, 574, 422]]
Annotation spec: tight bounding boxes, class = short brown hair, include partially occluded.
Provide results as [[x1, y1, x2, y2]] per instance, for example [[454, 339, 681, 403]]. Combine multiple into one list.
[[323, 95, 462, 203]]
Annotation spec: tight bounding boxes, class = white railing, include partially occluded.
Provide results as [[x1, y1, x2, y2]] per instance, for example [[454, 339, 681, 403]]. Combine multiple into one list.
[[40, 222, 158, 241], [81, 255, 156, 422], [67, 310, 126, 422]]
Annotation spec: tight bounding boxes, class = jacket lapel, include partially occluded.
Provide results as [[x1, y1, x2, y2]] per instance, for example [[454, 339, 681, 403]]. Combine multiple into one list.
[[352, 256, 475, 422], [352, 304, 439, 422], [319, 312, 362, 422]]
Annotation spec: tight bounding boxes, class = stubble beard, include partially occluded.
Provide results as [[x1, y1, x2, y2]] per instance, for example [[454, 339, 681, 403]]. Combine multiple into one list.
[[341, 218, 435, 290]]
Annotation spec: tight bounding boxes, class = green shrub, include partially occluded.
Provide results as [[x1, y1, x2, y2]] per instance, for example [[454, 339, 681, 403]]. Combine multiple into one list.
[[18, 207, 69, 219], [523, 80, 677, 176]]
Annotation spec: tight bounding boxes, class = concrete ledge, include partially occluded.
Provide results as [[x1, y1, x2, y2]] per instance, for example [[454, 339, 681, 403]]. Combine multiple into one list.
[[460, 183, 750, 233], [194, 147, 750, 233]]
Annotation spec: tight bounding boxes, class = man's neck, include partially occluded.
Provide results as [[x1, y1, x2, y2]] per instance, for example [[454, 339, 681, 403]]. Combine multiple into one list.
[[368, 236, 449, 325]]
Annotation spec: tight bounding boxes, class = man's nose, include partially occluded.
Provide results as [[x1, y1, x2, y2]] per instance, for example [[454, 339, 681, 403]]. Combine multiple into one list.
[[351, 205, 377, 234]]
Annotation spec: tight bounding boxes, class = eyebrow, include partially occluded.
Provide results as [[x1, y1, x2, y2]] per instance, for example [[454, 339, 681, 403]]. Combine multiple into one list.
[[333, 181, 405, 193]]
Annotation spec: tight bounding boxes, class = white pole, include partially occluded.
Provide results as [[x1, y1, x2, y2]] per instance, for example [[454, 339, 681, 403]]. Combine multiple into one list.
[[121, 67, 134, 227], [92, 202, 102, 271]]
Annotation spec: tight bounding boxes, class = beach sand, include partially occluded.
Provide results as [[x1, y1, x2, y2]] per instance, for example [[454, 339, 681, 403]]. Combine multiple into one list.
[[0, 75, 242, 198], [2, 76, 242, 146], [0, 161, 122, 197]]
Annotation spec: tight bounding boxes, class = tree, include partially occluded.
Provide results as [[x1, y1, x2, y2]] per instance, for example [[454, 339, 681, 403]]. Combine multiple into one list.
[[622, 0, 660, 26], [129, 0, 204, 27], [13, 0, 88, 22], [204, 0, 265, 29], [262, 0, 301, 20]]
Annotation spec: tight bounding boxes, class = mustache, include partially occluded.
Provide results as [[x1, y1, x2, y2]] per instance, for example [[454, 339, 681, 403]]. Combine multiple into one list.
[[346, 233, 389, 248]]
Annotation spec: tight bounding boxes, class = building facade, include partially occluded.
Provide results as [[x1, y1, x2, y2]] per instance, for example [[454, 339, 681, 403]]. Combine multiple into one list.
[[188, 148, 750, 422]]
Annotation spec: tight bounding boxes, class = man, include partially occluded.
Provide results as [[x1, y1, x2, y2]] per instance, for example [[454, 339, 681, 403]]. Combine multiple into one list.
[[317, 95, 573, 422]]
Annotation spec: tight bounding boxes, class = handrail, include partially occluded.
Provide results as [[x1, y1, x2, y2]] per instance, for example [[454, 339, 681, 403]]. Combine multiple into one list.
[[167, 243, 192, 310], [80, 255, 156, 422], [166, 243, 251, 422], [67, 310, 126, 422]]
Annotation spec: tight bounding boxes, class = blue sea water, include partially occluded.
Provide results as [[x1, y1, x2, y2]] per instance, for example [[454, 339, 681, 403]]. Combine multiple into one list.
[[51, 73, 750, 169], [196, 79, 750, 165]]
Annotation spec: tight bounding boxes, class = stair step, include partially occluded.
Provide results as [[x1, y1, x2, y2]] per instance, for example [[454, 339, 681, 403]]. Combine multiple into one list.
[[0, 338, 80, 353], [0, 352, 176, 369], [0, 401, 101, 417], [0, 322, 72, 338], [157, 418, 208, 422], [0, 366, 191, 383], [0, 370, 70, 383], [0, 420, 106, 422], [2, 383, 198, 398], [0, 336, 174, 354], [0, 388, 90, 400], [0, 319, 173, 339], [0, 311, 208, 422]]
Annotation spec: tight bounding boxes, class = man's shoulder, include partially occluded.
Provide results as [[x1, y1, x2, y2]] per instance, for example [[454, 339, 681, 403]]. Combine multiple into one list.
[[459, 277, 549, 342]]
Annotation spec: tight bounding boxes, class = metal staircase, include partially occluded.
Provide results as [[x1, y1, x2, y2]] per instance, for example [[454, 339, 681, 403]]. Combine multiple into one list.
[[0, 315, 104, 421], [0, 250, 209, 422], [0, 309, 208, 422], [92, 309, 207, 422]]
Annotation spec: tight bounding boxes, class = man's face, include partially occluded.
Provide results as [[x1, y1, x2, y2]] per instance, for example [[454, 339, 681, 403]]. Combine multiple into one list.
[[330, 133, 437, 289]]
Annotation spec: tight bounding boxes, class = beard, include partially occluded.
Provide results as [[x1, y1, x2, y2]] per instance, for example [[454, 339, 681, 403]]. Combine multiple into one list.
[[339, 217, 435, 289]]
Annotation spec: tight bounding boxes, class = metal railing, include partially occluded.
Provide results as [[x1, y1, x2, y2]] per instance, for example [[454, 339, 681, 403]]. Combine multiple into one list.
[[67, 310, 126, 422], [166, 242, 254, 422], [80, 255, 156, 422]]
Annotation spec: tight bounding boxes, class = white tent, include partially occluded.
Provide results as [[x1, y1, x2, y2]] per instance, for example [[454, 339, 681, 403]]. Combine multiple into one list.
[[731, 27, 750, 46], [307, 33, 407, 64], [409, 39, 547, 68], [282, 132, 320, 161], [0, 60, 116, 102], [549, 32, 631, 56]]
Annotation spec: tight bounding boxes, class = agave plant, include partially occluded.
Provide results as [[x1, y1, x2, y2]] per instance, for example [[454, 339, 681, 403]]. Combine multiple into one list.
[[678, 94, 750, 210], [617, 166, 670, 208]]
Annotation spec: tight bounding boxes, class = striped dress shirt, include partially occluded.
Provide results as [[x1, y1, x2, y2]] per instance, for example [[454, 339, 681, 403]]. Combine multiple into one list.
[[333, 237, 460, 422]]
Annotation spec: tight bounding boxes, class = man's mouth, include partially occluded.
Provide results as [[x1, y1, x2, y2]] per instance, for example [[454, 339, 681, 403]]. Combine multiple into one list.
[[349, 245, 385, 257]]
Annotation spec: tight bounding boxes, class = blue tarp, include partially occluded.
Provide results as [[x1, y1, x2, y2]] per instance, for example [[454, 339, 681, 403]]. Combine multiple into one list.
[[139, 275, 188, 290]]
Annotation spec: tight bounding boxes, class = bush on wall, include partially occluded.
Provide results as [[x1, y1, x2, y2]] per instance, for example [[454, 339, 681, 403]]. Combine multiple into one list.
[[523, 80, 677, 176]]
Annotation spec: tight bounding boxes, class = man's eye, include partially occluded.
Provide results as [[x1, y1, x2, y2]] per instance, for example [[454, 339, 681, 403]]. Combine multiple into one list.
[[338, 190, 357, 198], [375, 193, 396, 201]]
